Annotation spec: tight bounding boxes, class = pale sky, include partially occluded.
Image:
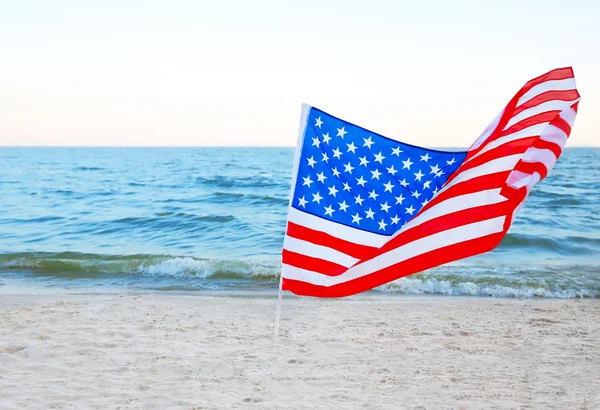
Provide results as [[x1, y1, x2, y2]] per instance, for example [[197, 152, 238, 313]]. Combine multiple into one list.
[[1, 0, 598, 147]]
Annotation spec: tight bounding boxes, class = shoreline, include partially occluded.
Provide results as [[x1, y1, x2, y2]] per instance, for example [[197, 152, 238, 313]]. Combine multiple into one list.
[[1, 294, 598, 409], [1, 285, 598, 299]]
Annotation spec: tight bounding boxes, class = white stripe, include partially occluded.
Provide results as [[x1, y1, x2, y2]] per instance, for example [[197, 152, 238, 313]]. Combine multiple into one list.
[[401, 188, 507, 233], [507, 170, 541, 191], [282, 216, 506, 286], [504, 99, 579, 130], [517, 78, 576, 107], [560, 106, 578, 127], [283, 236, 359, 267], [282, 264, 322, 284], [470, 110, 503, 150], [521, 147, 557, 173], [287, 207, 388, 247], [465, 123, 548, 163], [540, 125, 568, 149], [443, 154, 522, 191]]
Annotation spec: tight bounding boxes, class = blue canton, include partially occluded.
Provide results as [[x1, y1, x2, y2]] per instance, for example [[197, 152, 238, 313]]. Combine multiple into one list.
[[292, 107, 468, 235]]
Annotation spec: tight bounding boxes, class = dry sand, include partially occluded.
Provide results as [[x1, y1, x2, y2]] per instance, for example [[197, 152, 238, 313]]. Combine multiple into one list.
[[0, 293, 598, 409]]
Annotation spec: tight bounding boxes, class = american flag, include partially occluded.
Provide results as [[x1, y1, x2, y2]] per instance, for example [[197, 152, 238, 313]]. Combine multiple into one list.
[[281, 67, 580, 298]]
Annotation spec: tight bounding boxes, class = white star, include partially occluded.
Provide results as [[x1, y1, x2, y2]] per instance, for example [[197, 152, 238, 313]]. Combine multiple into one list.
[[344, 162, 354, 174], [368, 189, 379, 200], [386, 165, 398, 176], [365, 208, 375, 219], [395, 193, 405, 204], [363, 136, 374, 148], [405, 205, 416, 215], [324, 205, 335, 216], [399, 178, 409, 187], [311, 137, 320, 147], [446, 157, 456, 166], [321, 152, 329, 163], [315, 116, 323, 128], [297, 196, 307, 207], [351, 213, 362, 225], [429, 164, 440, 174], [356, 176, 367, 186], [322, 132, 331, 144], [420, 152, 431, 162], [373, 152, 385, 164], [302, 176, 313, 187], [307, 156, 316, 168], [435, 170, 445, 178], [421, 198, 430, 207], [391, 147, 402, 156], [380, 202, 391, 212], [342, 182, 351, 192], [414, 170, 424, 181], [391, 215, 400, 224], [316, 172, 327, 183], [339, 200, 349, 212], [312, 192, 323, 203], [354, 194, 364, 206], [402, 157, 413, 170], [378, 219, 388, 231], [332, 167, 341, 177], [370, 168, 381, 180], [432, 186, 439, 195], [328, 185, 339, 197], [422, 180, 432, 189], [332, 147, 342, 159], [337, 127, 347, 138], [346, 142, 357, 154], [411, 190, 421, 199], [359, 156, 370, 167], [383, 181, 394, 192]]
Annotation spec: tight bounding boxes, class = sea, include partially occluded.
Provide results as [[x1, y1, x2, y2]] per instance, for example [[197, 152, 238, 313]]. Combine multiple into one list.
[[0, 147, 598, 298]]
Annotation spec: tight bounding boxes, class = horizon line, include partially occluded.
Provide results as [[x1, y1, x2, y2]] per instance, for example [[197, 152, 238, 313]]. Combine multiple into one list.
[[1, 145, 598, 149]]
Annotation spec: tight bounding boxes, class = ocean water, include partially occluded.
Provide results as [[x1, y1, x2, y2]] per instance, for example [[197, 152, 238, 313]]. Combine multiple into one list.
[[0, 147, 598, 298]]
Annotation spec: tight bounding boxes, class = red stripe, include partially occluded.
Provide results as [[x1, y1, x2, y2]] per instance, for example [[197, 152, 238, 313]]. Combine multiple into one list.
[[519, 67, 574, 96], [513, 89, 580, 117], [550, 116, 571, 136], [500, 111, 561, 137], [421, 170, 511, 215], [281, 249, 347, 276], [572, 102, 579, 113], [500, 184, 528, 205], [514, 160, 549, 180], [449, 137, 537, 185], [532, 138, 562, 159], [375, 200, 510, 256], [282, 231, 506, 297], [286, 222, 377, 260]]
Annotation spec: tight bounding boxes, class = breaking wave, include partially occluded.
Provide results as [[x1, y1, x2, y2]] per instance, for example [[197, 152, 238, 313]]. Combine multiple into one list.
[[1, 253, 598, 298], [0, 252, 279, 281]]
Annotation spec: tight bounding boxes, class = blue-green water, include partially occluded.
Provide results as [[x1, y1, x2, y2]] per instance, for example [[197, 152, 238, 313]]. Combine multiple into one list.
[[1, 147, 598, 297]]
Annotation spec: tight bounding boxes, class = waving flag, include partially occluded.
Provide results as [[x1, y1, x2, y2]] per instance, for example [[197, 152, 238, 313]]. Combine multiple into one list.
[[281, 67, 580, 298]]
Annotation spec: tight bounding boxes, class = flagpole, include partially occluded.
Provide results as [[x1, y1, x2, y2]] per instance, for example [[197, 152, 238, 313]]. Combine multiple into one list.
[[273, 274, 284, 343], [274, 103, 311, 344]]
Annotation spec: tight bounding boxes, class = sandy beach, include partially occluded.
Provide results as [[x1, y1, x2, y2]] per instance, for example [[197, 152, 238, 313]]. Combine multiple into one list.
[[0, 294, 598, 409]]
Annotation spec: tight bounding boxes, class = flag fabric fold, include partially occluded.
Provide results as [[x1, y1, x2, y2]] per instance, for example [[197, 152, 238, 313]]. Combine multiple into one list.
[[281, 67, 580, 298]]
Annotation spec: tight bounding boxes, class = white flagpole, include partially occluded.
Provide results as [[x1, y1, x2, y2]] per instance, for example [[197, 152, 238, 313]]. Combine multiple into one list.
[[273, 103, 311, 344], [273, 274, 284, 343]]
